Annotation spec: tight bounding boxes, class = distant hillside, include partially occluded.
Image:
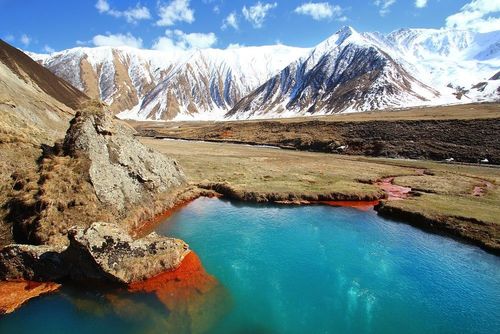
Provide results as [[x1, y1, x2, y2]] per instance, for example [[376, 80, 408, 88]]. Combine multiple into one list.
[[0, 39, 88, 144]]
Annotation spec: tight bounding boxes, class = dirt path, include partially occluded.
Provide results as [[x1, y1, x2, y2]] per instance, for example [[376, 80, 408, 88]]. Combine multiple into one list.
[[473, 180, 494, 196], [376, 177, 413, 200]]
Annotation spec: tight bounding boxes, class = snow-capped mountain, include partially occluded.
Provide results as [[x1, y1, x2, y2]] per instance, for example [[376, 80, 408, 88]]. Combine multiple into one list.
[[227, 27, 439, 119], [29, 46, 186, 114], [29, 26, 499, 121], [121, 45, 309, 120], [29, 45, 308, 119], [385, 28, 500, 95], [228, 27, 499, 119]]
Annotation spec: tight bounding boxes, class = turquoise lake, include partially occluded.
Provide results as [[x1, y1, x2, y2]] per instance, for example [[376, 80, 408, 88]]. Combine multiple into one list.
[[1, 197, 499, 333]]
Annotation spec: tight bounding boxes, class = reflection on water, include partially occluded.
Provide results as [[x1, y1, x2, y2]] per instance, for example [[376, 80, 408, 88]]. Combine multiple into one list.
[[128, 252, 231, 333]]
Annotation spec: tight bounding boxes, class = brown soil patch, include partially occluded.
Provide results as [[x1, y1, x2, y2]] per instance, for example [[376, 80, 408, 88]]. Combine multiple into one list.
[[376, 177, 413, 200]]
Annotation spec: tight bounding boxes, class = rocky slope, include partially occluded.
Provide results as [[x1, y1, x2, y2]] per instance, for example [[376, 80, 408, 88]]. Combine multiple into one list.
[[30, 45, 308, 120], [0, 39, 90, 246]]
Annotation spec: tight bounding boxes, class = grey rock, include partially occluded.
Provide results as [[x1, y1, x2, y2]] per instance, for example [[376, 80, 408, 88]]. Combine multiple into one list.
[[0, 222, 190, 284], [66, 222, 190, 284], [0, 244, 67, 281], [63, 110, 186, 212]]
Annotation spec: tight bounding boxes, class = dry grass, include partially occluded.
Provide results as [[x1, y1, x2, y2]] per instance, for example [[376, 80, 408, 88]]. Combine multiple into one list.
[[140, 138, 500, 228], [33, 155, 115, 245], [0, 110, 49, 145], [0, 143, 41, 246], [140, 138, 418, 199]]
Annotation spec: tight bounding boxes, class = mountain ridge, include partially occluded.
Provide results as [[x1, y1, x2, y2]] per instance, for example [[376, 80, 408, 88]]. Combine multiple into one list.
[[27, 26, 500, 121]]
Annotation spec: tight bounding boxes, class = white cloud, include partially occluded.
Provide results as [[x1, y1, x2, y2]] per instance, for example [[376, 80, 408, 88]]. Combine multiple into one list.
[[20, 34, 31, 46], [294, 2, 344, 21], [95, 0, 151, 23], [157, 0, 195, 26], [222, 12, 239, 30], [445, 0, 500, 33], [374, 0, 396, 16], [96, 0, 110, 12], [242, 2, 277, 28], [415, 0, 428, 8], [153, 30, 217, 51], [43, 45, 55, 53], [92, 32, 143, 48]]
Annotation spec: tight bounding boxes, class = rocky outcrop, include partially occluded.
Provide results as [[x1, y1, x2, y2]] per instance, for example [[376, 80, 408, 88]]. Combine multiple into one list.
[[63, 109, 186, 212], [0, 244, 67, 281], [66, 222, 189, 283], [0, 222, 190, 284], [9, 105, 187, 245]]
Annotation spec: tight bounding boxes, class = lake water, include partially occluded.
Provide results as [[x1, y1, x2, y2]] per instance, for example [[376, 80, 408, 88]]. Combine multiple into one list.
[[1, 197, 499, 333]]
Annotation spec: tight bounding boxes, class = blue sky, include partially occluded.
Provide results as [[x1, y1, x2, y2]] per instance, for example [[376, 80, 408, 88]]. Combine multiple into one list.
[[1, 0, 499, 53]]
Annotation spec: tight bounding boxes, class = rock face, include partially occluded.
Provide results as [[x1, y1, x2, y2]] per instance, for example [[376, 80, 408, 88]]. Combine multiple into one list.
[[0, 222, 190, 284], [63, 109, 186, 212]]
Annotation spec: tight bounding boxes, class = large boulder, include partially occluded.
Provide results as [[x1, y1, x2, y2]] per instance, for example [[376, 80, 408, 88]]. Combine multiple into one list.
[[63, 109, 186, 212], [66, 222, 190, 284], [0, 222, 190, 284]]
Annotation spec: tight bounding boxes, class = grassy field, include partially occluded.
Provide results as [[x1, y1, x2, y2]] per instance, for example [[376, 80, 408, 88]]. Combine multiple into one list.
[[141, 138, 500, 252], [141, 138, 417, 198]]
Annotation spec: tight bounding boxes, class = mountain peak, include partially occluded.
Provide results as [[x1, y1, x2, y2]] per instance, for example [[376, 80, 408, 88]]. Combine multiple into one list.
[[336, 25, 357, 37], [310, 26, 366, 58]]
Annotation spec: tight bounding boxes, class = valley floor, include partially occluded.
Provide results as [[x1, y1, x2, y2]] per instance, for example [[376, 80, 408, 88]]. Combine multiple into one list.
[[130, 103, 500, 164], [140, 137, 500, 254]]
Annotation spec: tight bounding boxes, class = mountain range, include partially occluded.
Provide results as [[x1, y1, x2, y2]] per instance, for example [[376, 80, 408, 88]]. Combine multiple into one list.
[[27, 26, 500, 121]]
